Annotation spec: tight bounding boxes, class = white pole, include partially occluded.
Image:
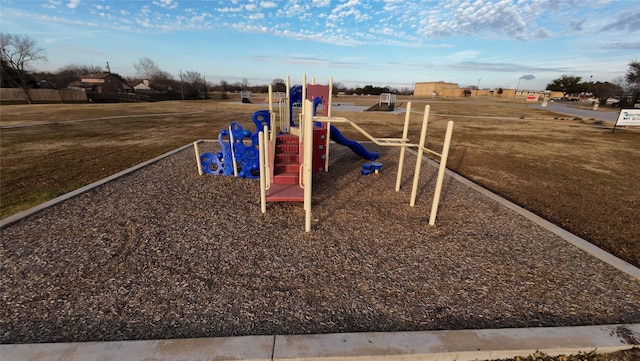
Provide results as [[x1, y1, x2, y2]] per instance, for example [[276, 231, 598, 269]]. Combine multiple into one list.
[[229, 126, 238, 177], [302, 74, 307, 106], [194, 141, 203, 176], [284, 75, 291, 136], [325, 76, 333, 172], [395, 102, 412, 191], [429, 121, 454, 225], [410, 105, 430, 207], [303, 100, 313, 232], [268, 84, 273, 114], [258, 127, 267, 213], [268, 84, 274, 135], [327, 77, 333, 116]]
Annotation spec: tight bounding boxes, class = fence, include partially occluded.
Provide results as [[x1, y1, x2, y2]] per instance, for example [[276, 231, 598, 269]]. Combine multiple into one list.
[[0, 88, 88, 103]]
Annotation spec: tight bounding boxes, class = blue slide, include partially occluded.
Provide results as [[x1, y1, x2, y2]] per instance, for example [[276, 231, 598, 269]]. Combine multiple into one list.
[[330, 125, 379, 161]]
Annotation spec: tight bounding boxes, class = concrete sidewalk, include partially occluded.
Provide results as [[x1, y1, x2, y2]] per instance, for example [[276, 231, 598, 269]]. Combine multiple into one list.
[[2, 324, 639, 361]]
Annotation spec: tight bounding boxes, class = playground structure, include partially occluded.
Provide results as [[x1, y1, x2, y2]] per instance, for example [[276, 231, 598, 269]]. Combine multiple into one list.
[[364, 92, 397, 111], [195, 75, 454, 232]]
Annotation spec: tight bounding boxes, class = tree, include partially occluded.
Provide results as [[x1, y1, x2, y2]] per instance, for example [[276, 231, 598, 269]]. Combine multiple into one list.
[[179, 70, 204, 99], [133, 57, 162, 80], [0, 33, 47, 103], [182, 70, 202, 85], [625, 60, 640, 104], [271, 78, 286, 92], [52, 63, 103, 87], [591, 81, 623, 104], [546, 75, 582, 96], [133, 57, 173, 90]]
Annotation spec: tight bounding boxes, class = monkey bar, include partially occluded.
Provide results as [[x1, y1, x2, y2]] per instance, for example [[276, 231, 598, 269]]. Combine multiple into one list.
[[312, 102, 454, 229]]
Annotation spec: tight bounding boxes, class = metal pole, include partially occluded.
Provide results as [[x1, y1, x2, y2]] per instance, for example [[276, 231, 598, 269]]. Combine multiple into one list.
[[303, 100, 313, 232], [325, 77, 333, 172], [395, 102, 412, 191], [429, 121, 454, 225], [410, 105, 430, 206], [193, 141, 203, 176], [258, 127, 267, 213]]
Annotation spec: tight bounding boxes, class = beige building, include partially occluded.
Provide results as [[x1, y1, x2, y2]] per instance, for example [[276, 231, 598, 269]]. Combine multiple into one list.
[[413, 81, 563, 100], [413, 81, 462, 97]]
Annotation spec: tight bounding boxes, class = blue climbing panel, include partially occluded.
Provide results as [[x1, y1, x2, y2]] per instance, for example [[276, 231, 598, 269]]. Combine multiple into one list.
[[199, 111, 271, 179]]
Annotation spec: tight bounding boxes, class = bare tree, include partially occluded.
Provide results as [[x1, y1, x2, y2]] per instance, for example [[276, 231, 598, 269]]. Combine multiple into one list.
[[1, 33, 47, 103], [133, 57, 174, 91], [181, 70, 202, 85], [59, 63, 104, 77], [133, 57, 161, 80], [178, 70, 204, 99]]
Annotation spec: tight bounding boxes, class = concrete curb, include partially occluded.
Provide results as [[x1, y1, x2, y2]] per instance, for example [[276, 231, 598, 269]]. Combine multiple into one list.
[[2, 324, 638, 361]]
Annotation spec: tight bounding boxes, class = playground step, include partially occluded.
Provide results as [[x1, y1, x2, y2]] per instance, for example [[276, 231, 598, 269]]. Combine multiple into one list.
[[271, 133, 301, 187], [273, 172, 299, 185], [276, 162, 300, 173], [266, 183, 304, 202], [277, 134, 299, 143], [275, 152, 299, 163], [276, 144, 299, 153]]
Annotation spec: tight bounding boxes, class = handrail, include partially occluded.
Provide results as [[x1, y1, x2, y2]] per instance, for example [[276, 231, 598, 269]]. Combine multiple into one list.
[[313, 116, 421, 149], [278, 98, 289, 134], [299, 164, 304, 187]]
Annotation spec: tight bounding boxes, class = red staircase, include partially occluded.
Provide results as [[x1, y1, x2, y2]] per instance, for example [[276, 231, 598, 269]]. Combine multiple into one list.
[[266, 134, 304, 202]]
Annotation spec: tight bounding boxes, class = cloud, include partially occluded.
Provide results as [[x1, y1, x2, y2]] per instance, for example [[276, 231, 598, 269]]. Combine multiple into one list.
[[327, 0, 370, 22], [67, 0, 80, 9], [533, 28, 552, 39], [416, 0, 531, 39], [601, 11, 640, 32], [260, 1, 277, 9], [569, 19, 584, 32], [11, 0, 640, 51], [448, 61, 571, 73], [43, 0, 61, 10], [153, 0, 179, 10], [312, 0, 331, 7], [249, 13, 265, 20], [601, 42, 640, 50], [519, 74, 536, 80]]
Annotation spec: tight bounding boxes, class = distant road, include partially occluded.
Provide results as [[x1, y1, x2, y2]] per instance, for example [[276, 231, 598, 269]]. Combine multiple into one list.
[[530, 102, 620, 123]]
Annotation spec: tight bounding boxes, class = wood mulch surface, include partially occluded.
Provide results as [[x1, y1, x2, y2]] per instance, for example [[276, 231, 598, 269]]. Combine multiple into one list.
[[1, 144, 639, 344]]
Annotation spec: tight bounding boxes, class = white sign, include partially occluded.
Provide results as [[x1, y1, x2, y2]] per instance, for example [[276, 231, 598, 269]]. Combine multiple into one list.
[[616, 109, 640, 127]]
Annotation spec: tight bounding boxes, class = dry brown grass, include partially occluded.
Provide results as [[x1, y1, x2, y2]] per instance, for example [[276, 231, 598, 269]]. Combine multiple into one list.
[[1, 95, 639, 268]]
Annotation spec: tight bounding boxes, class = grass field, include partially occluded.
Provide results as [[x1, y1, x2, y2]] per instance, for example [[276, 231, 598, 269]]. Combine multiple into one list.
[[1, 95, 639, 268]]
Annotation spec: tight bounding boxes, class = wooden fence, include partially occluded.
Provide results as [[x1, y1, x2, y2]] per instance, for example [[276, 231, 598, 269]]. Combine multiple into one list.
[[0, 88, 88, 103]]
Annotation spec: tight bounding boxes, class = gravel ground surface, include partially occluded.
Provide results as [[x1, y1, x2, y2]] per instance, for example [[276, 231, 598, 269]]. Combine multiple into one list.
[[1, 143, 639, 344]]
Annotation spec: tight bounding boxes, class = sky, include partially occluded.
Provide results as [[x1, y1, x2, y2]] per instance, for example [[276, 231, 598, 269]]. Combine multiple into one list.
[[1, 0, 639, 91]]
